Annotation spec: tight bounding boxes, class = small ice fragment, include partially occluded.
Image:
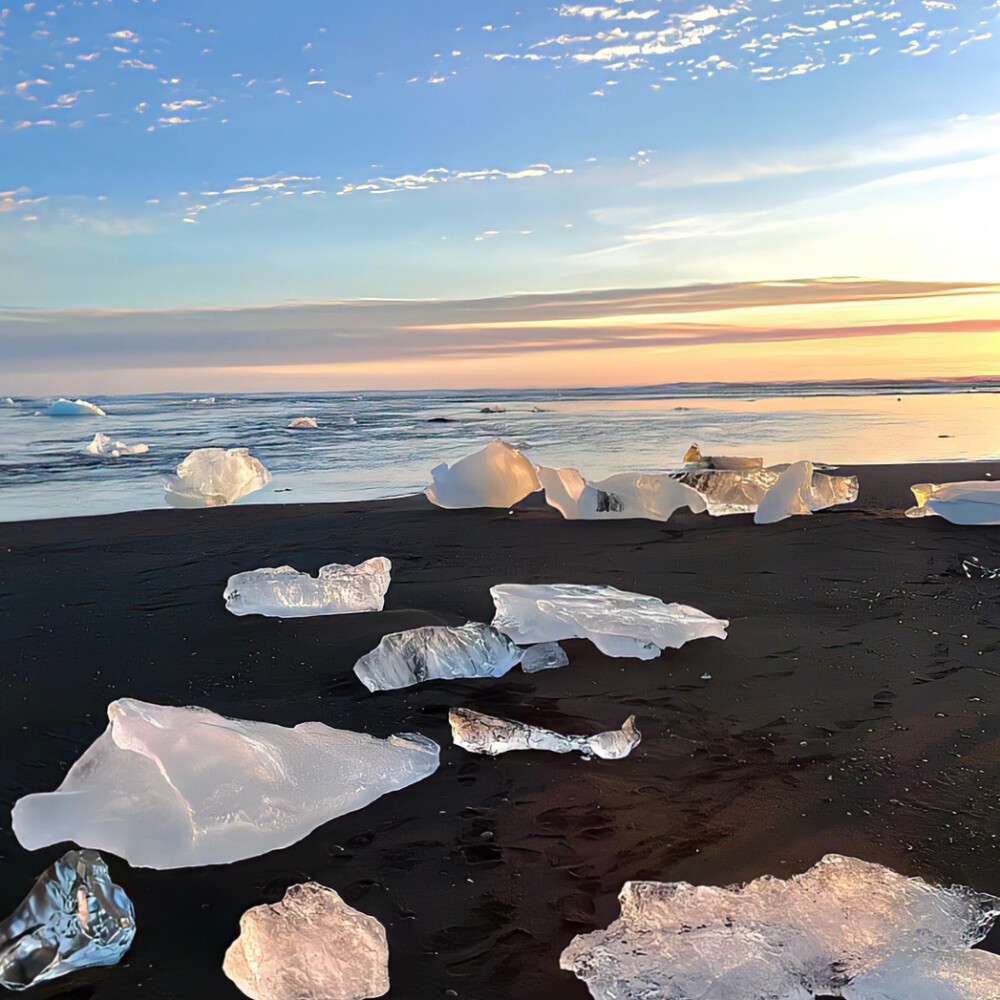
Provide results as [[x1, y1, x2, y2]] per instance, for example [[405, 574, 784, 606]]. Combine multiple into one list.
[[224, 557, 391, 617], [223, 883, 389, 1000], [560, 854, 1000, 1000], [2, 397, 14, 406], [12, 699, 439, 869], [84, 432, 149, 458], [353, 623, 565, 691], [906, 481, 1000, 525], [963, 557, 1000, 579], [163, 447, 271, 507], [491, 583, 728, 660], [537, 466, 706, 522], [519, 641, 569, 673], [0, 849, 135, 991], [683, 443, 763, 470], [425, 439, 540, 509], [450, 708, 639, 760], [45, 397, 106, 417], [288, 416, 319, 429]]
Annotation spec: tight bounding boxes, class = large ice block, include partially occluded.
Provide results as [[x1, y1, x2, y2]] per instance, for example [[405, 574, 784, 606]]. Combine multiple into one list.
[[84, 432, 150, 458], [425, 440, 541, 509], [491, 583, 728, 660], [0, 849, 135, 991], [45, 397, 106, 416], [163, 447, 271, 507], [538, 466, 706, 522], [223, 883, 389, 1000], [560, 854, 1000, 1000], [906, 481, 1000, 525], [353, 623, 567, 691], [12, 699, 440, 869], [224, 557, 391, 617], [450, 708, 639, 760], [753, 459, 858, 524]]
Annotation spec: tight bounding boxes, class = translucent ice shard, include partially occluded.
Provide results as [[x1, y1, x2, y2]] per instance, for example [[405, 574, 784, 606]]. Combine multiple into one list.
[[224, 557, 391, 617], [12, 699, 440, 869], [0, 849, 135, 991], [288, 416, 319, 429], [491, 583, 728, 660], [45, 397, 106, 417], [450, 708, 640, 760], [537, 466, 706, 522], [906, 481, 1000, 525], [353, 623, 566, 691], [753, 460, 859, 524], [223, 883, 389, 1000], [84, 432, 150, 458], [559, 854, 1000, 1000], [963, 557, 1000, 579], [683, 443, 763, 470], [425, 439, 541, 509], [163, 447, 271, 507]]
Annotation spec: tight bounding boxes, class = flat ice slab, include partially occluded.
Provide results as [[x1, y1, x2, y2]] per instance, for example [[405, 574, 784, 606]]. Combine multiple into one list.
[[491, 583, 728, 659], [224, 883, 389, 1000], [425, 439, 541, 509], [84, 432, 149, 458], [0, 849, 135, 991], [45, 398, 106, 417], [560, 854, 1000, 1000], [164, 447, 271, 507], [288, 416, 319, 429], [538, 466, 706, 522], [906, 481, 1000, 525], [353, 623, 567, 691], [224, 557, 391, 617], [12, 699, 440, 869], [450, 708, 640, 759]]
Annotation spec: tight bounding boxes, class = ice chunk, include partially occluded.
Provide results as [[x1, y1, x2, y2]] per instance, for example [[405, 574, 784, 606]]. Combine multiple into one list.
[[906, 481, 1000, 525], [752, 459, 858, 524], [12, 698, 439, 869], [353, 623, 566, 691], [84, 432, 150, 458], [963, 557, 1000, 579], [491, 583, 728, 660], [288, 416, 319, 429], [223, 883, 389, 1000], [537, 466, 706, 522], [0, 849, 135, 991], [425, 439, 540, 509], [450, 708, 640, 760], [164, 447, 271, 507], [683, 442, 763, 470], [560, 854, 1000, 1000], [2, 397, 14, 406], [224, 557, 391, 617], [45, 397, 106, 417]]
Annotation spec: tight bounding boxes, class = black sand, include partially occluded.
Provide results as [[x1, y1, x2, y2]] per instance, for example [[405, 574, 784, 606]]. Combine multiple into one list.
[[2, 461, 1000, 999]]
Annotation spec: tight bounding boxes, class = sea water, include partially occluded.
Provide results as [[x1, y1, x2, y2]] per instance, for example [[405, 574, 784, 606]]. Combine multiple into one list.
[[0, 384, 997, 522]]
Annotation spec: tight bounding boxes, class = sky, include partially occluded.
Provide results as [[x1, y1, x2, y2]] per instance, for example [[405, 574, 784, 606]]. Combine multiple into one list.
[[2, 0, 999, 392]]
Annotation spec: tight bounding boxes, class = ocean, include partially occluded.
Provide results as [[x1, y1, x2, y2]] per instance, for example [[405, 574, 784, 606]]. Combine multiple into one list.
[[1, 381, 998, 522]]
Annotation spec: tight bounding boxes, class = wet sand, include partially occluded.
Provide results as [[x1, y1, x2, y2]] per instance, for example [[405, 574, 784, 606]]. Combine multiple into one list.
[[2, 461, 1000, 999]]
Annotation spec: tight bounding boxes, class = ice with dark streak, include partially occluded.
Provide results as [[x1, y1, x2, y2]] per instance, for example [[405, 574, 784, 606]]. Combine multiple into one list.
[[0, 850, 135, 991], [353, 623, 567, 692], [450, 708, 640, 759], [560, 854, 1000, 1000], [491, 583, 728, 660], [224, 557, 391, 617], [12, 699, 440, 869], [163, 447, 271, 507]]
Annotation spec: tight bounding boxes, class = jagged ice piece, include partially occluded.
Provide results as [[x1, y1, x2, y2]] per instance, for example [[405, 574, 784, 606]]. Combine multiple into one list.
[[164, 447, 271, 507], [45, 398, 106, 417], [0, 849, 135, 991], [450, 708, 640, 760], [85, 432, 149, 458], [223, 883, 389, 1000], [683, 443, 763, 470], [224, 557, 391, 617], [425, 439, 540, 509], [906, 481, 1000, 525], [12, 699, 439, 869], [491, 583, 728, 660], [560, 854, 1000, 1000]]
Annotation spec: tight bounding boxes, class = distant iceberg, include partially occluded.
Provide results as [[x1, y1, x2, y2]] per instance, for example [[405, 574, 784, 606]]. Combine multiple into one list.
[[45, 398, 106, 417], [2, 397, 14, 406], [425, 439, 540, 509], [288, 417, 319, 430], [84, 433, 149, 458], [224, 557, 391, 617], [164, 447, 271, 507], [906, 481, 1000, 525]]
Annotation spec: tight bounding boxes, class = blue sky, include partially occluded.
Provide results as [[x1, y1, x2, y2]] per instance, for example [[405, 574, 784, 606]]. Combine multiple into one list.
[[1, 1, 999, 391]]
